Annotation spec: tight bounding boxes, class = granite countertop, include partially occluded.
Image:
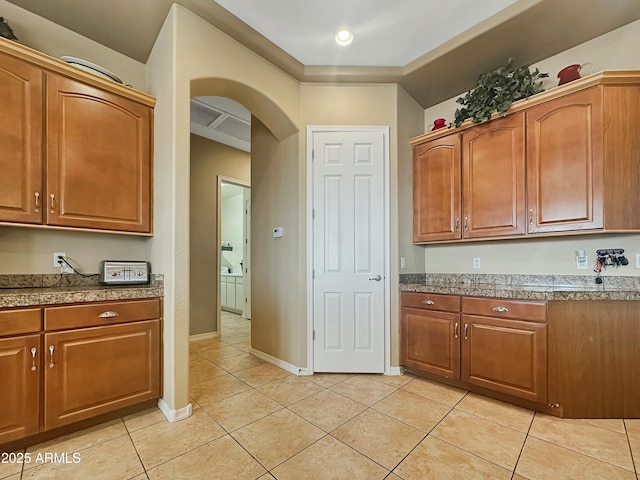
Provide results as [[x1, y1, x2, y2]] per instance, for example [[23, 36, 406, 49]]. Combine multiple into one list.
[[399, 273, 640, 301], [0, 274, 164, 309]]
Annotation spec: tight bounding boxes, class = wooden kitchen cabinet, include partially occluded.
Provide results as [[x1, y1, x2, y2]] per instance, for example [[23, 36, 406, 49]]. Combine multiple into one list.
[[401, 293, 547, 404], [526, 87, 603, 233], [411, 71, 640, 243], [400, 292, 461, 378], [45, 74, 152, 232], [44, 320, 160, 430], [0, 308, 42, 444], [0, 51, 43, 224], [461, 297, 547, 403], [0, 38, 155, 234], [548, 300, 640, 418], [0, 298, 160, 446], [462, 112, 526, 238], [413, 134, 461, 242]]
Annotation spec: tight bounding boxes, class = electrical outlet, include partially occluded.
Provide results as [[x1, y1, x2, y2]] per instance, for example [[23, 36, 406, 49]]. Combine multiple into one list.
[[53, 252, 73, 273], [636, 253, 640, 268], [400, 257, 406, 269], [473, 257, 481, 269], [576, 255, 588, 270]]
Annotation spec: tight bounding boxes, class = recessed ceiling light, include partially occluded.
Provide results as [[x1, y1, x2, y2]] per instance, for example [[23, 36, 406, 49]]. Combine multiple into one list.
[[335, 28, 353, 46]]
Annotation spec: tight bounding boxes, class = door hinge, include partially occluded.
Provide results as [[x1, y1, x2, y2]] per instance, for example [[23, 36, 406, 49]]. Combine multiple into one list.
[[313, 330, 316, 340], [312, 149, 315, 161], [312, 269, 315, 279], [312, 209, 315, 219]]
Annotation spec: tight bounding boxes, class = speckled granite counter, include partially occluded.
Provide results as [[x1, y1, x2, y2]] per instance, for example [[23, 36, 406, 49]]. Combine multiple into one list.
[[399, 273, 640, 301], [0, 274, 163, 308]]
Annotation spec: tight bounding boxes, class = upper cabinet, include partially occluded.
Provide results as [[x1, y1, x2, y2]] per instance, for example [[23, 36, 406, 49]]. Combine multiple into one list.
[[413, 134, 461, 242], [0, 39, 155, 234], [412, 71, 640, 244], [526, 87, 603, 233], [0, 53, 43, 225]]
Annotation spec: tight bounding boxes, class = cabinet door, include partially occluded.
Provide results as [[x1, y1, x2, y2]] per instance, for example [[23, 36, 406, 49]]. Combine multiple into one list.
[[413, 134, 461, 242], [401, 307, 460, 379], [461, 315, 547, 403], [0, 334, 40, 443], [527, 87, 603, 233], [235, 278, 244, 312], [226, 278, 236, 309], [462, 112, 525, 238], [45, 73, 152, 233], [221, 276, 228, 308], [0, 53, 43, 224], [44, 320, 159, 430]]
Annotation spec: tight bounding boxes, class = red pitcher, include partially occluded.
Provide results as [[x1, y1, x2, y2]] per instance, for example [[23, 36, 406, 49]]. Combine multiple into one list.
[[557, 62, 593, 86], [431, 118, 447, 131]]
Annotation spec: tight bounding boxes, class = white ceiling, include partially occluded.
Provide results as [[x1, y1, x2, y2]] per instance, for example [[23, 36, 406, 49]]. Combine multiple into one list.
[[214, 0, 519, 67]]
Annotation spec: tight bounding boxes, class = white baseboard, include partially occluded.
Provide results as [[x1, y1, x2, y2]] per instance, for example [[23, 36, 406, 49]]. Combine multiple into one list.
[[158, 398, 192, 423], [385, 366, 402, 376], [189, 332, 218, 342], [249, 347, 309, 375]]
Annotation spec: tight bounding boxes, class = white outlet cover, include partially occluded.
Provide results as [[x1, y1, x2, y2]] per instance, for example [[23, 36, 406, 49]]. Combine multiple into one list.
[[473, 257, 481, 269], [636, 253, 640, 268], [576, 255, 588, 270]]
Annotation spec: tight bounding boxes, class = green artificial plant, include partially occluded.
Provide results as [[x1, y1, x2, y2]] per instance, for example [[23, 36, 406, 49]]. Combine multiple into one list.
[[453, 58, 548, 127], [0, 16, 18, 40]]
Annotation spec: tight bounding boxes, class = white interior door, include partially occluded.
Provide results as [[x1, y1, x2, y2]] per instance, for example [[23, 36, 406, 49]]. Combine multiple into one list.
[[312, 128, 386, 373]]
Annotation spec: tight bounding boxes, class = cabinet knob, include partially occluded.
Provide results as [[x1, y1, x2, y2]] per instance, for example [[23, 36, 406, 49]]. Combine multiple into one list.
[[492, 306, 509, 312], [422, 299, 435, 305], [34, 192, 40, 213], [98, 311, 120, 318]]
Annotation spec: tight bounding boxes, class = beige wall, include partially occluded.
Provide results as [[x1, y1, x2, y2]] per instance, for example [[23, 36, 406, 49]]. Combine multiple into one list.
[[0, 1, 149, 275], [421, 19, 640, 276], [147, 4, 302, 413], [0, 0, 146, 90], [190, 135, 250, 336], [251, 119, 301, 365]]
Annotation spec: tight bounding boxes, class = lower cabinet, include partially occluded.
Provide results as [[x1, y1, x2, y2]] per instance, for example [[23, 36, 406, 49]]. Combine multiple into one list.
[[0, 298, 161, 446], [401, 292, 548, 405], [0, 334, 40, 444], [221, 275, 244, 313], [44, 320, 160, 430]]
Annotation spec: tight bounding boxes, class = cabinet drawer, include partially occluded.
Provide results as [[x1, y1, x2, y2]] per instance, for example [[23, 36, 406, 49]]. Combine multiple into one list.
[[462, 297, 546, 322], [401, 292, 460, 312], [0, 308, 42, 336], [44, 299, 161, 331]]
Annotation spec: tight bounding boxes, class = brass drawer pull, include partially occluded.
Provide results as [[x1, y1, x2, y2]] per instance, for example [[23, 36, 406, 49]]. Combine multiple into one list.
[[34, 192, 40, 213], [30, 347, 37, 371], [50, 193, 55, 214], [492, 306, 509, 312], [454, 322, 459, 339], [48, 345, 55, 368], [422, 300, 435, 305], [98, 311, 120, 318], [464, 323, 468, 339]]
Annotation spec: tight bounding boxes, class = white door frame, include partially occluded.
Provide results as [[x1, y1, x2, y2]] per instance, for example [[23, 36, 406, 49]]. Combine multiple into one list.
[[217, 175, 251, 333], [306, 125, 391, 375]]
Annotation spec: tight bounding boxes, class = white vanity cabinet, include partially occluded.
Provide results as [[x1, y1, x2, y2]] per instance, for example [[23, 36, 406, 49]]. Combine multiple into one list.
[[221, 274, 244, 314]]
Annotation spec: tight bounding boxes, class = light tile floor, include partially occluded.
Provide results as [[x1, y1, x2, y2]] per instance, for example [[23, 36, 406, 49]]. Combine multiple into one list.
[[3, 311, 639, 479]]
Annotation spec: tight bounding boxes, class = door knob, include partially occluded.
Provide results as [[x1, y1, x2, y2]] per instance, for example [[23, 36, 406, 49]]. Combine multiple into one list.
[[369, 275, 382, 281]]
